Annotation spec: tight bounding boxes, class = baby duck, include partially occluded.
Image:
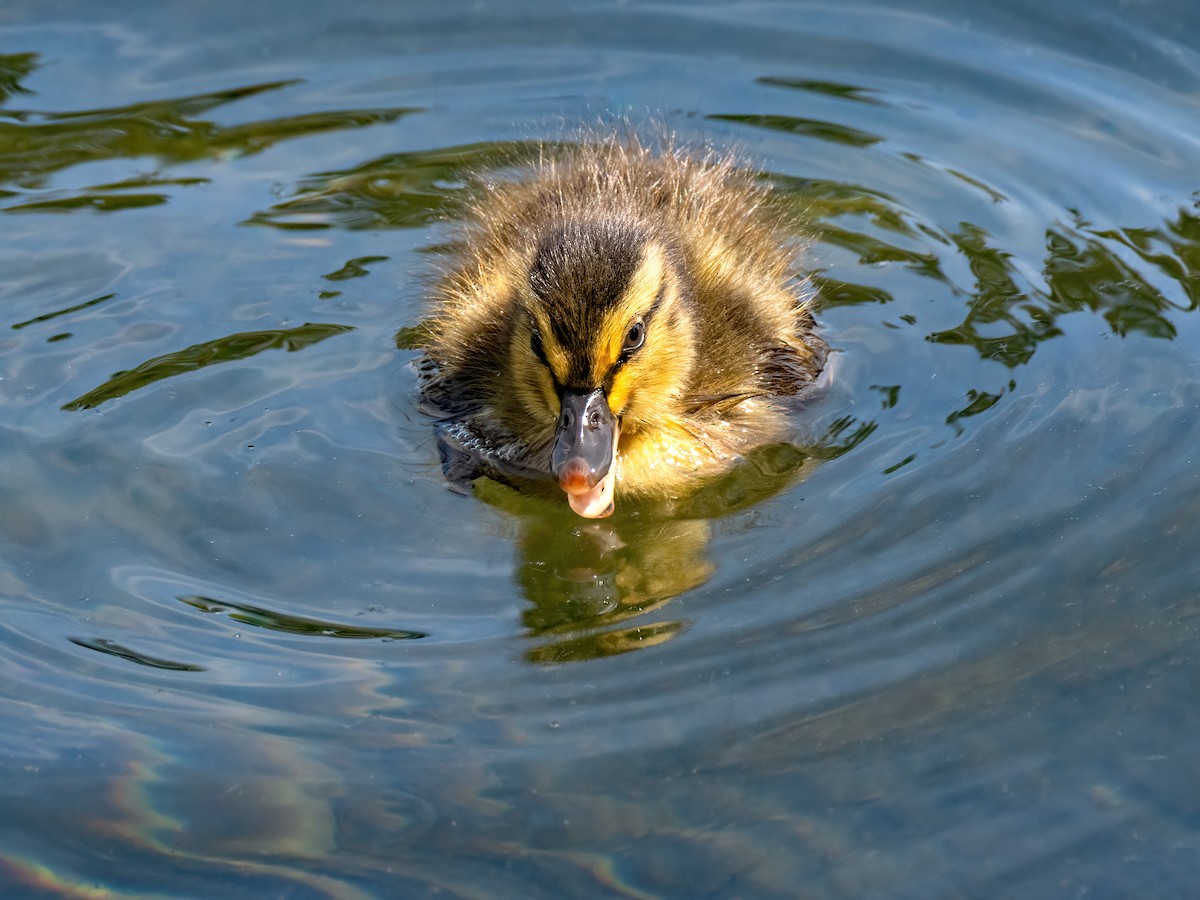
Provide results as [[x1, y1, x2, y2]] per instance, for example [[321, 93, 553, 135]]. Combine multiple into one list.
[[420, 136, 827, 518]]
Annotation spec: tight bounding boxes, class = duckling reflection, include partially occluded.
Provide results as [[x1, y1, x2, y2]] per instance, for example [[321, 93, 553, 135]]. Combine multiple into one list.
[[473, 440, 822, 664], [475, 478, 711, 664], [420, 134, 827, 519]]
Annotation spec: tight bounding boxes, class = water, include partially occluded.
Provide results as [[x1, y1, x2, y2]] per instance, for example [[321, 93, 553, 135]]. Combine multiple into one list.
[[3, 0, 1200, 896]]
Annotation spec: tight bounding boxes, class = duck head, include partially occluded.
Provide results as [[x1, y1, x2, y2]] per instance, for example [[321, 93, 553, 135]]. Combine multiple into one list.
[[507, 218, 697, 517]]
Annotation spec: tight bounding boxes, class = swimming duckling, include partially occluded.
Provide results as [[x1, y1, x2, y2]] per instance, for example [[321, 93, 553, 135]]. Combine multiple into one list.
[[420, 135, 827, 518]]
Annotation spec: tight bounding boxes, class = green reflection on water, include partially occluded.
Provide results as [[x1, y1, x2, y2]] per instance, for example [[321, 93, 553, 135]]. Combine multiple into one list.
[[766, 162, 1200, 443], [68, 636, 206, 671], [766, 166, 1200, 365], [475, 480, 707, 664], [1103, 205, 1200, 311], [946, 383, 1014, 432], [179, 595, 427, 640], [929, 213, 1198, 366], [62, 322, 355, 410], [755, 76, 890, 106], [708, 113, 883, 148], [469, 422, 871, 664], [0, 52, 37, 104], [769, 174, 946, 283], [323, 255, 390, 282], [11, 292, 116, 329], [394, 324, 431, 351], [243, 141, 550, 231], [0, 67, 421, 213]]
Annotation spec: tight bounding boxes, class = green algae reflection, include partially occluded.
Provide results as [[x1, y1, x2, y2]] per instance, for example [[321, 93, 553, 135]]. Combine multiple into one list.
[[68, 636, 206, 672], [927, 212, 1200, 367], [244, 140, 552, 232], [0, 52, 37, 104], [180, 595, 427, 640], [768, 170, 1200, 436], [708, 113, 883, 148], [0, 66, 421, 214], [62, 322, 354, 410]]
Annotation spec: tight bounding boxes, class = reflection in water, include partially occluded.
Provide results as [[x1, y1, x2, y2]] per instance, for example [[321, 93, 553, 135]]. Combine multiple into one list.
[[10, 291, 117, 330], [771, 174, 948, 279], [0, 52, 37, 104], [68, 636, 206, 671], [921, 211, 1200, 427], [776, 173, 1200, 431], [469, 423, 871, 664], [473, 480, 707, 664], [927, 219, 1189, 364], [708, 112, 884, 147], [244, 141, 551, 232], [62, 322, 354, 410], [0, 68, 419, 214], [178, 595, 427, 640], [944, 382, 1014, 434], [754, 75, 891, 106]]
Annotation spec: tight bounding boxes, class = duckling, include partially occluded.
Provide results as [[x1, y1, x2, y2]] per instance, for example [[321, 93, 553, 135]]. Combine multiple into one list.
[[419, 135, 827, 518]]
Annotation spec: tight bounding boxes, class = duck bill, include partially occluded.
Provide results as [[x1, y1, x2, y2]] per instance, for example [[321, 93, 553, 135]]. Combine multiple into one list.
[[551, 389, 620, 518]]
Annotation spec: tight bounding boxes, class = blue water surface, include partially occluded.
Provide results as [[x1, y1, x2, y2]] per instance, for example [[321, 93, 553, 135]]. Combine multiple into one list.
[[2, 0, 1200, 896]]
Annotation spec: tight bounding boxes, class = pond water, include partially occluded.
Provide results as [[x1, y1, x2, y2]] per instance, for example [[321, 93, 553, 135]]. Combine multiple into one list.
[[3, 0, 1200, 896]]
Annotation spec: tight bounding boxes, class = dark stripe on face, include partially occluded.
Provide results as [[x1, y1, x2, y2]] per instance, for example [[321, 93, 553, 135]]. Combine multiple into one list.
[[528, 219, 648, 388], [529, 321, 563, 396]]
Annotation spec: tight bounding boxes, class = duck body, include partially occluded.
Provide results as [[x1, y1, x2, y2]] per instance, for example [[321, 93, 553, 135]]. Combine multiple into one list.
[[420, 136, 827, 517]]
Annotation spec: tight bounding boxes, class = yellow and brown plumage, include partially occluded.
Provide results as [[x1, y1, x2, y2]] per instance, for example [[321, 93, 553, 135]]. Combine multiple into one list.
[[420, 136, 827, 518]]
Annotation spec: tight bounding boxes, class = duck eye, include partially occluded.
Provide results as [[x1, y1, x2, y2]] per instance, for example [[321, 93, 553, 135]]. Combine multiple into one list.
[[623, 320, 645, 353], [530, 325, 546, 363]]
